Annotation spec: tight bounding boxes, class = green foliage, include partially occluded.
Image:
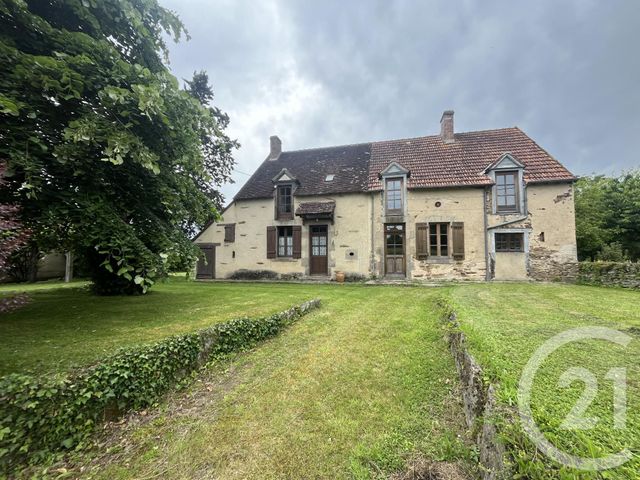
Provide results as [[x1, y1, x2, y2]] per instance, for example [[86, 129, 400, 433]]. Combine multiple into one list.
[[578, 261, 640, 289], [0, 299, 320, 474], [0, 0, 237, 294], [595, 242, 629, 262], [575, 173, 640, 261]]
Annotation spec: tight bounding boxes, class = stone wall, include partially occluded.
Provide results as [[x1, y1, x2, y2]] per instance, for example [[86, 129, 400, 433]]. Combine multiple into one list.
[[577, 261, 640, 289]]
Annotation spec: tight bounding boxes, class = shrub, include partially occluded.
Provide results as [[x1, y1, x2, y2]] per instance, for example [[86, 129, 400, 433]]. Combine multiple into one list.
[[0, 299, 320, 473], [343, 272, 367, 283], [227, 269, 279, 280], [280, 272, 303, 281]]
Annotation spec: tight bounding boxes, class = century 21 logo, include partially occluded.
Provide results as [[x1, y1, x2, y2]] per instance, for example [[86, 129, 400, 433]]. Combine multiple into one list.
[[517, 327, 632, 471]]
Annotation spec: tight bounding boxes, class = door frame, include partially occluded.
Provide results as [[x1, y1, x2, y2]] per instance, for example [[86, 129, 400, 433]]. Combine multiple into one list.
[[309, 224, 329, 276], [195, 243, 217, 279], [384, 223, 406, 276]]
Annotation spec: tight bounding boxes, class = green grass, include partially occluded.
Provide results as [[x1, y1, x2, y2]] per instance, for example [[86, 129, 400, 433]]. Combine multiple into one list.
[[17, 282, 471, 479], [0, 278, 331, 375], [449, 283, 640, 479]]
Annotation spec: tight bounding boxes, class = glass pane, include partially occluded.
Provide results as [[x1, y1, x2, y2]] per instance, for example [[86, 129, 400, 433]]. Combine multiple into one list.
[[319, 246, 327, 256]]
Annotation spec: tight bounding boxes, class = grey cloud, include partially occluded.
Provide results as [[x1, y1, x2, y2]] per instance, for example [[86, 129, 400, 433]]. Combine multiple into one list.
[[163, 0, 640, 201]]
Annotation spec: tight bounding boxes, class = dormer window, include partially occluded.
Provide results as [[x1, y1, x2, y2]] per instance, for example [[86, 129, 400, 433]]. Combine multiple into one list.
[[495, 171, 518, 213], [276, 184, 293, 220], [385, 178, 403, 214]]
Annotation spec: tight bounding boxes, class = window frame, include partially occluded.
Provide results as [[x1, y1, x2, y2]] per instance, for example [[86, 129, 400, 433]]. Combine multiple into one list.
[[276, 184, 293, 220], [495, 232, 524, 252], [428, 222, 450, 257], [495, 170, 520, 213], [385, 177, 404, 215], [277, 226, 294, 257]]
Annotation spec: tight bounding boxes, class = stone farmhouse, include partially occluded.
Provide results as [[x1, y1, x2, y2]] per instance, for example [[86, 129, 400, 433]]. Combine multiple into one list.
[[194, 111, 578, 282]]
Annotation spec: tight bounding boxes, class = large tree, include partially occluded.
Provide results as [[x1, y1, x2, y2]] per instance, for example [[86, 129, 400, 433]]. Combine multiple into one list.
[[0, 0, 236, 293]]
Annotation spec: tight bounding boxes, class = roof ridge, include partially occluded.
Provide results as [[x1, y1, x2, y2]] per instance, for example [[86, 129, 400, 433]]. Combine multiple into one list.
[[281, 141, 372, 155]]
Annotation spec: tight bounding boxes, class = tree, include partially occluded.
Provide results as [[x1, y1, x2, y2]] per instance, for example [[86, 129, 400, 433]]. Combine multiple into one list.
[[575, 173, 640, 261], [0, 1, 237, 294], [0, 161, 31, 312]]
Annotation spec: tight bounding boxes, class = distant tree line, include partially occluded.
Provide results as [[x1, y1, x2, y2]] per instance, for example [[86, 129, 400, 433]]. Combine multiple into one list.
[[575, 172, 640, 261]]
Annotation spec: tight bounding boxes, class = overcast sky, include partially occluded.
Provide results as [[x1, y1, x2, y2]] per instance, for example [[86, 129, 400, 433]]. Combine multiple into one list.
[[162, 0, 640, 201]]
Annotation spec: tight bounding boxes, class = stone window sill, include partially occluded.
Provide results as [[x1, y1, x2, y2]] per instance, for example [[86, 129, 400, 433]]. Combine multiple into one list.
[[273, 257, 298, 262]]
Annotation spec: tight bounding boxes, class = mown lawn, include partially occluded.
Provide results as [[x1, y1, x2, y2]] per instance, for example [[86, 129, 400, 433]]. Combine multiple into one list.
[[0, 279, 329, 375], [449, 283, 640, 479]]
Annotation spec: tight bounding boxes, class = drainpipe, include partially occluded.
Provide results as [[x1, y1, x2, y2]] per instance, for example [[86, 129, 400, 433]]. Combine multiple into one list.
[[483, 188, 490, 281], [370, 193, 375, 277]]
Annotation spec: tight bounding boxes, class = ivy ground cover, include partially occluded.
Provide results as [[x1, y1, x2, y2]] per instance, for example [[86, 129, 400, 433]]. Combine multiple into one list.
[[449, 283, 640, 479]]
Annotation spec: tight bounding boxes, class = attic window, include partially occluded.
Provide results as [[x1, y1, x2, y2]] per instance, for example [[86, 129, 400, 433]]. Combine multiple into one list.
[[325, 174, 334, 182]]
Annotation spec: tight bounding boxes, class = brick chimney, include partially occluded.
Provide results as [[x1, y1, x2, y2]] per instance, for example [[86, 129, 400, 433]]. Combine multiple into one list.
[[269, 135, 282, 160], [440, 110, 455, 144]]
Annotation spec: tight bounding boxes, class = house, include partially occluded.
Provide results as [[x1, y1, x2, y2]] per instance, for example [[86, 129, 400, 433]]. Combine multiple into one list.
[[194, 111, 578, 282]]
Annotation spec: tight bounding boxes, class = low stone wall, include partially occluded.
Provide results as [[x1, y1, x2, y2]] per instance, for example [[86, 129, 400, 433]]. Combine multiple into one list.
[[577, 261, 640, 289], [441, 307, 508, 480]]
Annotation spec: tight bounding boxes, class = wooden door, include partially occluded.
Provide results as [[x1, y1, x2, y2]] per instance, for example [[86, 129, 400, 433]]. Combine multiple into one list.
[[309, 225, 328, 275], [384, 224, 405, 276], [196, 244, 215, 279]]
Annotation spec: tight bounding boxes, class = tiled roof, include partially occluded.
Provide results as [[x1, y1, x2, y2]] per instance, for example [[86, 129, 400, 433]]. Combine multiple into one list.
[[295, 201, 335, 216], [234, 143, 371, 200], [233, 127, 575, 200], [368, 127, 575, 190]]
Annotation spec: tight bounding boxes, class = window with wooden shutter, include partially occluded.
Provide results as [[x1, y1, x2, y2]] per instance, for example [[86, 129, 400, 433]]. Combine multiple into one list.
[[292, 225, 302, 259], [224, 224, 235, 243], [416, 223, 428, 259], [452, 222, 465, 260], [266, 226, 277, 258]]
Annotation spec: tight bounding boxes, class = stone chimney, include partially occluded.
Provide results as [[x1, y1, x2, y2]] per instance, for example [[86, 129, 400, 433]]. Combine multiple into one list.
[[269, 135, 282, 160], [440, 110, 455, 143]]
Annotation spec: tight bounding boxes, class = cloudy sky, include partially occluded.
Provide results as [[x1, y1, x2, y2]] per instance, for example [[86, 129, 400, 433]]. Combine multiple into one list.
[[162, 0, 640, 201]]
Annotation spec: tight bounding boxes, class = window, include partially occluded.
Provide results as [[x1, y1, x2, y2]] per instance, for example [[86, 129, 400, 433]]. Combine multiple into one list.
[[495, 232, 524, 252], [276, 185, 293, 219], [429, 223, 449, 257], [224, 224, 235, 243], [277, 226, 293, 257], [325, 174, 334, 182], [385, 178, 403, 213], [495, 171, 519, 212]]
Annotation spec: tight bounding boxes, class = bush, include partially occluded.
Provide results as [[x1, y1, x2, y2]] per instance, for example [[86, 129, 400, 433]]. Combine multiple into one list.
[[343, 272, 367, 283], [0, 299, 320, 473], [595, 242, 629, 262], [227, 269, 279, 280]]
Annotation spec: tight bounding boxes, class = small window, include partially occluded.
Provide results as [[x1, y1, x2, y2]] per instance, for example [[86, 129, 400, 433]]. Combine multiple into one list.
[[325, 174, 334, 182], [385, 177, 403, 213], [224, 224, 235, 243], [495, 232, 524, 252], [429, 222, 449, 257], [277, 226, 293, 257], [276, 185, 293, 219], [495, 171, 519, 212]]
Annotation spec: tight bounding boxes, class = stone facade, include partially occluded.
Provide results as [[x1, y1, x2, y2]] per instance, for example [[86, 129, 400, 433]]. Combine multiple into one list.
[[195, 181, 578, 282]]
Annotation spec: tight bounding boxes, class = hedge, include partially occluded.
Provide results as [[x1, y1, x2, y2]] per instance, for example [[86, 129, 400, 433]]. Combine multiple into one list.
[[0, 299, 320, 473], [577, 261, 640, 289]]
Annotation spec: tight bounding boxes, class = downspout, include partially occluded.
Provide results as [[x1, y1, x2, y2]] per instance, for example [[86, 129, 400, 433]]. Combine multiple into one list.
[[370, 193, 375, 277], [483, 188, 491, 281]]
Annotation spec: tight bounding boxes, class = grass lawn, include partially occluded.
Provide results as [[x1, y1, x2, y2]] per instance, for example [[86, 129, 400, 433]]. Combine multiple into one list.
[[70, 284, 471, 479], [0, 278, 331, 375], [449, 283, 640, 479]]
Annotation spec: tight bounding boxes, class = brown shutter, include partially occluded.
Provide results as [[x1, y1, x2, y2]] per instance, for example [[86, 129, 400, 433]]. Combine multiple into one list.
[[292, 225, 302, 259], [224, 224, 235, 243], [452, 222, 465, 260], [416, 223, 428, 259], [266, 226, 277, 258]]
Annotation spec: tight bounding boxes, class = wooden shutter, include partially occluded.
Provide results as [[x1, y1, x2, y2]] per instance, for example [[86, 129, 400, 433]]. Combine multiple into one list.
[[224, 224, 235, 243], [452, 222, 465, 260], [292, 225, 302, 259], [266, 226, 277, 258], [416, 223, 428, 259]]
